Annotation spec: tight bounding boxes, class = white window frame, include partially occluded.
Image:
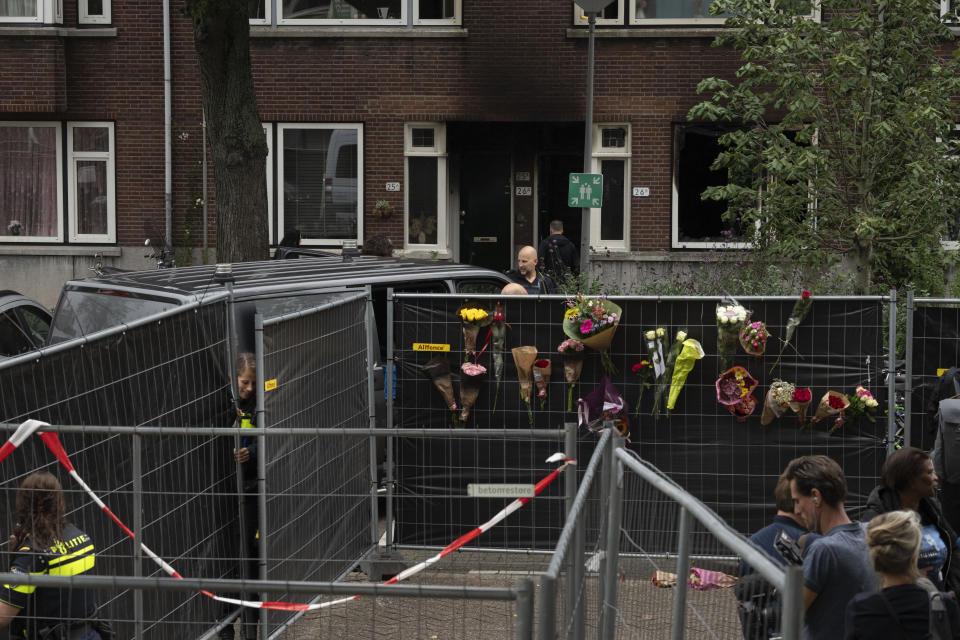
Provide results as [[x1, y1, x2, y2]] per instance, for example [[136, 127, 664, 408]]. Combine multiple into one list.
[[78, 0, 110, 25], [263, 124, 274, 244], [413, 0, 461, 24], [589, 123, 631, 252], [404, 122, 447, 252], [249, 0, 271, 25], [279, 0, 407, 25], [276, 122, 364, 247], [0, 0, 60, 23], [574, 0, 625, 25], [67, 122, 115, 244], [0, 121, 63, 243], [940, 124, 960, 250], [626, 0, 819, 24], [671, 125, 751, 250]]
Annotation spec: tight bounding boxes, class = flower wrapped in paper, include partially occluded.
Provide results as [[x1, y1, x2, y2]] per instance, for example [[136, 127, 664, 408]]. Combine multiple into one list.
[[459, 361, 487, 422], [667, 339, 705, 411], [788, 387, 813, 425], [812, 390, 850, 434], [533, 359, 552, 409], [422, 356, 459, 426], [558, 338, 585, 412], [489, 302, 508, 411], [688, 567, 737, 591], [740, 320, 770, 357], [457, 303, 492, 355], [562, 295, 622, 376], [846, 385, 879, 422], [771, 290, 813, 373], [761, 379, 796, 426], [631, 360, 654, 415], [577, 376, 629, 439], [653, 329, 687, 417], [716, 301, 749, 370], [512, 346, 537, 424], [716, 366, 759, 421]]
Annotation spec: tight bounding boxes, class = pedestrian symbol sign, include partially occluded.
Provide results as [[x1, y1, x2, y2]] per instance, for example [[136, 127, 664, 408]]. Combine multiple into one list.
[[568, 173, 603, 208]]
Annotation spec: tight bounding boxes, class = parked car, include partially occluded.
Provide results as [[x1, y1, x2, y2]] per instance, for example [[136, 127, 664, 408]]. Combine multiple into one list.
[[0, 291, 52, 360]]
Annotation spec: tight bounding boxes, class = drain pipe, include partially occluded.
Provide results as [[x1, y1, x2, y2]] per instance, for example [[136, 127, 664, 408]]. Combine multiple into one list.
[[202, 111, 208, 254], [163, 0, 173, 253]]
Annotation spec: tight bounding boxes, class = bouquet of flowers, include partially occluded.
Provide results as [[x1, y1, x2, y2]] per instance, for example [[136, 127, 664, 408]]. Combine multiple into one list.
[[578, 376, 629, 440], [812, 390, 850, 434], [716, 366, 759, 422], [422, 356, 459, 427], [771, 291, 813, 373], [558, 338, 585, 412], [653, 330, 687, 418], [562, 294, 622, 376], [645, 328, 667, 380], [458, 303, 492, 355], [631, 360, 654, 414], [667, 339, 705, 411], [489, 302, 508, 411], [740, 320, 770, 357], [533, 359, 552, 409], [459, 362, 487, 422], [761, 379, 796, 426], [846, 385, 879, 422], [717, 302, 749, 370], [512, 346, 538, 424], [789, 387, 813, 425]]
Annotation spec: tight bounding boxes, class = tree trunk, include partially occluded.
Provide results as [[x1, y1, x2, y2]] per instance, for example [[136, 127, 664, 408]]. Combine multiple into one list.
[[851, 239, 874, 295], [187, 0, 268, 263]]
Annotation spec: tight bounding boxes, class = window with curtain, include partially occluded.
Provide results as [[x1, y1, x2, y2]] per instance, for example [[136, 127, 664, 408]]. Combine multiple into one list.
[[0, 124, 60, 241], [0, 0, 38, 18]]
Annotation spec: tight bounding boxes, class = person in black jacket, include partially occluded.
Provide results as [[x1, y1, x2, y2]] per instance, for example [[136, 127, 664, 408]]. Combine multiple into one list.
[[537, 220, 578, 280], [860, 446, 960, 593], [845, 509, 960, 639]]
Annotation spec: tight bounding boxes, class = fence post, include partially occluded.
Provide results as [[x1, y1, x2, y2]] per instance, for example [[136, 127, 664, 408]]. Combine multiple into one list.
[[565, 420, 584, 640], [386, 287, 396, 549], [515, 577, 534, 640], [600, 432, 623, 640], [132, 431, 143, 639], [254, 314, 269, 640], [887, 289, 897, 455], [537, 573, 557, 640], [596, 421, 611, 632], [904, 286, 914, 447], [671, 507, 692, 640], [781, 564, 804, 640], [365, 287, 380, 547]]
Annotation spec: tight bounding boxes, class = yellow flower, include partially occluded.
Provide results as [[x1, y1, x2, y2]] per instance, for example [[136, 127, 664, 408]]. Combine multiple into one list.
[[564, 308, 579, 320], [645, 330, 655, 340]]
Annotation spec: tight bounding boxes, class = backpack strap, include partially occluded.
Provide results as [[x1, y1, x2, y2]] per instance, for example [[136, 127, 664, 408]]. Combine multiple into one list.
[[930, 591, 952, 640]]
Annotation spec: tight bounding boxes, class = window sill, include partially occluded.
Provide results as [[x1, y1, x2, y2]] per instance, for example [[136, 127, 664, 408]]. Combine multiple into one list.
[[0, 245, 121, 256], [251, 25, 467, 38], [0, 25, 117, 37], [395, 248, 451, 260], [592, 250, 750, 262], [565, 26, 727, 38]]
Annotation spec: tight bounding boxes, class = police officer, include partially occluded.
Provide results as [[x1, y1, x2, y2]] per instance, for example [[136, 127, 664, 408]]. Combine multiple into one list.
[[0, 471, 107, 640]]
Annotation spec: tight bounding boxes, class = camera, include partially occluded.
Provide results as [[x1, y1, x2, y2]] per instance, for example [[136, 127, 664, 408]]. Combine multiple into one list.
[[774, 530, 803, 565]]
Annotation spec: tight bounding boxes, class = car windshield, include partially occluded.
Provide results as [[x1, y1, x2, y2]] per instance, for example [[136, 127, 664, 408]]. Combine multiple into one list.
[[50, 290, 178, 344]]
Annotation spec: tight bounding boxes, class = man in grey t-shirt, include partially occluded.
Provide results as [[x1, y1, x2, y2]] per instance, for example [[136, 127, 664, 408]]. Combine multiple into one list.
[[785, 455, 875, 640]]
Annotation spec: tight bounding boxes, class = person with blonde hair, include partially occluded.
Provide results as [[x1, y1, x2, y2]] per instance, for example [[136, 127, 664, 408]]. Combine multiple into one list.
[[845, 510, 960, 639]]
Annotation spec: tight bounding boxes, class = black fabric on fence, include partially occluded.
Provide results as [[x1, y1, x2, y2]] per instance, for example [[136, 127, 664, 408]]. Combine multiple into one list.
[[394, 296, 886, 549], [0, 303, 236, 639], [261, 294, 371, 636], [910, 305, 960, 451]]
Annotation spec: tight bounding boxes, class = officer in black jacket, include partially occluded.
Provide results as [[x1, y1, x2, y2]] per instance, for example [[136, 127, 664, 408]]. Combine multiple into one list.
[[538, 220, 579, 280], [0, 472, 108, 640]]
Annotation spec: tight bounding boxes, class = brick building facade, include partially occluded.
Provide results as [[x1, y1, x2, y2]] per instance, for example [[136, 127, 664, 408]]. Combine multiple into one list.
[[0, 0, 746, 305]]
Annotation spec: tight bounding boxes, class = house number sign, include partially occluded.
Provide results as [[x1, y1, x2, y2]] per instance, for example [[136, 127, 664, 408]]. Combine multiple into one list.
[[385, 182, 401, 191]]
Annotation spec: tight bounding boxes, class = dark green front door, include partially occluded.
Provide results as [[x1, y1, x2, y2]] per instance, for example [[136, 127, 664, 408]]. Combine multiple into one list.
[[459, 154, 511, 271]]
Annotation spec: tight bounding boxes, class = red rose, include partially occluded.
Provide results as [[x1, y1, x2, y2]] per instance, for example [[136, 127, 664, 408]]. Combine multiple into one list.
[[802, 291, 811, 300], [632, 362, 646, 373], [828, 394, 846, 409], [535, 359, 551, 368], [793, 388, 811, 403]]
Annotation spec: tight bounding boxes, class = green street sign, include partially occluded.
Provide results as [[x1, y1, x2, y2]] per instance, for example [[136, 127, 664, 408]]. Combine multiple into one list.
[[568, 173, 603, 208]]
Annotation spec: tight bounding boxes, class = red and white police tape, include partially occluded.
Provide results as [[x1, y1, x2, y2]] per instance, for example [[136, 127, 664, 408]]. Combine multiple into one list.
[[2, 419, 575, 611]]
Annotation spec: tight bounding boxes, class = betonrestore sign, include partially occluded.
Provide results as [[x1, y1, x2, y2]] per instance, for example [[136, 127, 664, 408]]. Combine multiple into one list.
[[467, 484, 535, 498]]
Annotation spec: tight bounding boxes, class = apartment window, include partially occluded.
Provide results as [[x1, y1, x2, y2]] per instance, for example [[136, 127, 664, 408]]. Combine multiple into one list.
[[78, 0, 110, 24], [589, 124, 630, 251], [263, 124, 274, 243], [405, 123, 446, 249], [672, 124, 752, 248], [0, 0, 60, 23], [572, 0, 816, 25], [280, 0, 405, 23], [414, 0, 460, 23], [250, 0, 269, 24], [573, 0, 624, 25], [0, 123, 62, 242], [278, 124, 363, 246], [68, 123, 115, 243]]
